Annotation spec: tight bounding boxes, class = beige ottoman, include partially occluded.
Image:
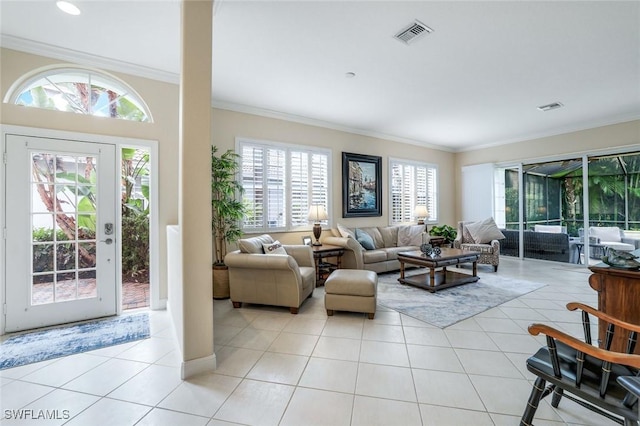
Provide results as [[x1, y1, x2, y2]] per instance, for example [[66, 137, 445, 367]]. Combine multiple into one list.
[[324, 269, 378, 319]]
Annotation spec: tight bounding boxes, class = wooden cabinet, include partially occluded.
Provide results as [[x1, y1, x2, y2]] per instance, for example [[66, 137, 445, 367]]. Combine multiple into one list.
[[588, 260, 640, 354]]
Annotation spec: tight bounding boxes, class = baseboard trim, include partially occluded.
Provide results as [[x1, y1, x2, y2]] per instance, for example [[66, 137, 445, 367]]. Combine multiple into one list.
[[181, 354, 216, 380]]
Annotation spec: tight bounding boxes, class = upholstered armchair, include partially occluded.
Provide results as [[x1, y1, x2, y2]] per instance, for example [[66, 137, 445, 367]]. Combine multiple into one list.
[[453, 220, 502, 272], [224, 234, 316, 314]]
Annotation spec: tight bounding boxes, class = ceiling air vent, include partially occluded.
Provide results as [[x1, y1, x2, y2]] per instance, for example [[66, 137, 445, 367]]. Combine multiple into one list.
[[537, 102, 564, 112], [394, 20, 433, 45]]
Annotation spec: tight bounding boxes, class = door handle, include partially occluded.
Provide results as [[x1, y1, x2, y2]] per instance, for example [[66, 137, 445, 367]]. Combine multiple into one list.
[[100, 238, 114, 245]]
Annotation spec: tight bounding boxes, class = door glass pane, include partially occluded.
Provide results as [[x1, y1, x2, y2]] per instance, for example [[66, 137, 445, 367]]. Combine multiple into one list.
[[78, 214, 96, 238], [56, 242, 76, 270], [56, 213, 76, 240], [79, 270, 97, 299], [32, 216, 54, 242], [32, 185, 53, 213], [55, 155, 77, 183], [33, 243, 54, 273], [56, 272, 77, 302], [32, 274, 53, 305], [79, 242, 96, 268], [57, 184, 77, 212]]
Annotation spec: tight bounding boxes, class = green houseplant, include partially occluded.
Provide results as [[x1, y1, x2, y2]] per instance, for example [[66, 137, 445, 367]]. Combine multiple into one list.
[[211, 146, 245, 298], [429, 224, 457, 245]]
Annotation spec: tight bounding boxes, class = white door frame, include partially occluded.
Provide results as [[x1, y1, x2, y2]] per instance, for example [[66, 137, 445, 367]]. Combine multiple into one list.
[[1, 125, 160, 335]]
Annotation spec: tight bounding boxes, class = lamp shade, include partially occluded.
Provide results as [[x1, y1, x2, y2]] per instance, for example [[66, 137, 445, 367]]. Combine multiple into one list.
[[308, 205, 328, 222], [413, 205, 429, 218]]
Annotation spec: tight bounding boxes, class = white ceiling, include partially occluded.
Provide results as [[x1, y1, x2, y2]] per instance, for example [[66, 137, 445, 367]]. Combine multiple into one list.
[[1, 1, 639, 151]]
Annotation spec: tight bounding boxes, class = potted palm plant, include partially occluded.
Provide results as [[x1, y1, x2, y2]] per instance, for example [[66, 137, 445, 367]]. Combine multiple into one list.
[[211, 146, 245, 299]]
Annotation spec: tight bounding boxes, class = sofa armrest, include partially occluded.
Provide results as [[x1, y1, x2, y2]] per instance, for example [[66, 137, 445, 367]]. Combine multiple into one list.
[[453, 237, 462, 249], [322, 236, 364, 269], [621, 237, 640, 250], [323, 236, 363, 252], [225, 251, 299, 271], [458, 239, 500, 253], [283, 245, 314, 267]]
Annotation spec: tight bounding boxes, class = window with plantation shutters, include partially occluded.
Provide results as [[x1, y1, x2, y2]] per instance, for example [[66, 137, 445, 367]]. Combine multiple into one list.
[[238, 139, 331, 233], [389, 158, 438, 224]]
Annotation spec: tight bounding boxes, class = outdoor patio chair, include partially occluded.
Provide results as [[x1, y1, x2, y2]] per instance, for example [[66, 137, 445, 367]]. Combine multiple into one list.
[[520, 302, 640, 426]]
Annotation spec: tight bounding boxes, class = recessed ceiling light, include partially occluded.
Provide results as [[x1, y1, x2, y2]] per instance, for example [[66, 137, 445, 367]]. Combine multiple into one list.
[[57, 1, 81, 16], [537, 102, 563, 112], [345, 72, 356, 78]]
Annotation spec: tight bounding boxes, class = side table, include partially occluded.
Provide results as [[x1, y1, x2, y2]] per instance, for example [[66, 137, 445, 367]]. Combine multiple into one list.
[[312, 244, 345, 286]]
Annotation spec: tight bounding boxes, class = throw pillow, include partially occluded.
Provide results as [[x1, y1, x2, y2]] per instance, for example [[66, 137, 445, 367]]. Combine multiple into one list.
[[239, 234, 274, 253], [337, 223, 355, 239], [355, 228, 375, 250], [462, 226, 474, 243], [262, 240, 287, 255], [534, 225, 563, 233], [398, 225, 426, 246], [466, 218, 505, 244]]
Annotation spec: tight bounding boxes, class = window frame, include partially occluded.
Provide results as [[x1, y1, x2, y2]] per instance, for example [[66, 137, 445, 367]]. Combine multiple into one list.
[[5, 65, 152, 123], [388, 157, 439, 225], [236, 137, 332, 234]]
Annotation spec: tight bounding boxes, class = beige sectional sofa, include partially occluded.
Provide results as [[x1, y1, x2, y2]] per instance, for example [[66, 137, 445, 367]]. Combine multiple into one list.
[[323, 224, 426, 273]]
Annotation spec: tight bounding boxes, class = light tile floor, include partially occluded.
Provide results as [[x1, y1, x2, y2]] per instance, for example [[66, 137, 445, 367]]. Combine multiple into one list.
[[0, 257, 620, 425]]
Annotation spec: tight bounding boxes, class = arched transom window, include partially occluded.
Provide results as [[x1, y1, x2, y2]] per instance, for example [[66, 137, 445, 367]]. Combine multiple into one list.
[[7, 67, 152, 122]]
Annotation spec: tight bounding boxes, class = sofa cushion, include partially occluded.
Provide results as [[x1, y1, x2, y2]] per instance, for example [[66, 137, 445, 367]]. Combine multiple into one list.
[[379, 226, 399, 248], [466, 218, 505, 244], [360, 227, 384, 248], [263, 240, 286, 255], [239, 234, 274, 254], [386, 246, 415, 260], [534, 225, 564, 233], [362, 249, 387, 264], [398, 225, 425, 246], [601, 242, 635, 251], [337, 223, 355, 239], [590, 227, 622, 243], [355, 228, 376, 250]]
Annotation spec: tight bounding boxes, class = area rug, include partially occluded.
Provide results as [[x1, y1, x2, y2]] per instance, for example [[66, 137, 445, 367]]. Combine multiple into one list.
[[377, 270, 546, 328], [0, 313, 150, 370]]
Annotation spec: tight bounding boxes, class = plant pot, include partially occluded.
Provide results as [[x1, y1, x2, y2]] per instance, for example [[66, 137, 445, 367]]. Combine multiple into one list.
[[213, 264, 230, 299]]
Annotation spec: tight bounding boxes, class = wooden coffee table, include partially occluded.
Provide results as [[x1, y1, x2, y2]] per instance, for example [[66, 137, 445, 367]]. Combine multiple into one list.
[[397, 248, 481, 293]]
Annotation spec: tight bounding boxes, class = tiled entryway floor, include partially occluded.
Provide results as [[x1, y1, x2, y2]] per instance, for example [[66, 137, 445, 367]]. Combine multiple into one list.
[[0, 257, 619, 425]]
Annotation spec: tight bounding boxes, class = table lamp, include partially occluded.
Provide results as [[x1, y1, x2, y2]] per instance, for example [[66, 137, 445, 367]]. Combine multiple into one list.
[[308, 205, 328, 246], [414, 205, 429, 225]]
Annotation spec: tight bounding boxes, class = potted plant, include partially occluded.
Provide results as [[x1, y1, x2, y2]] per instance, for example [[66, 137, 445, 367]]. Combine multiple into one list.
[[429, 224, 457, 246], [211, 146, 245, 299]]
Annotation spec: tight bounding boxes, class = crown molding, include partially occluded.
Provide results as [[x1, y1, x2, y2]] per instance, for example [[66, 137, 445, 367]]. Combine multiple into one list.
[[1, 35, 180, 84], [459, 113, 640, 153], [211, 100, 455, 153]]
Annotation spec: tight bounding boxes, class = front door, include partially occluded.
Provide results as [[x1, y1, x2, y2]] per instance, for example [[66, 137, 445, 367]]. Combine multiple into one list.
[[5, 135, 117, 332]]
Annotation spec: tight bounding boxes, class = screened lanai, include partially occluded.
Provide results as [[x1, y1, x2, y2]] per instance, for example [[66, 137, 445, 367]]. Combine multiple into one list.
[[499, 151, 640, 263]]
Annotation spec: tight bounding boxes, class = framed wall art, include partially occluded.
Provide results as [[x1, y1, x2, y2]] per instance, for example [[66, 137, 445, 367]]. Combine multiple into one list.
[[342, 152, 382, 217]]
